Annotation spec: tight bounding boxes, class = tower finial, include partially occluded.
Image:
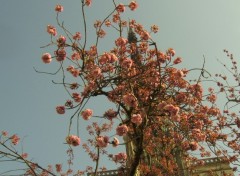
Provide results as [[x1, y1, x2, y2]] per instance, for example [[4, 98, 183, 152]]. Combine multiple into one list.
[[128, 26, 137, 44]]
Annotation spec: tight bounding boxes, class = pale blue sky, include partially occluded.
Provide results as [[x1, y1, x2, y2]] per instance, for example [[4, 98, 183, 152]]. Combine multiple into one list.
[[0, 0, 240, 174]]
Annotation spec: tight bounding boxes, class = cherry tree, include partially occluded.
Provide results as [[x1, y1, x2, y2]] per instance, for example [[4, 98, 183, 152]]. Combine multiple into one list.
[[1, 1, 240, 176]]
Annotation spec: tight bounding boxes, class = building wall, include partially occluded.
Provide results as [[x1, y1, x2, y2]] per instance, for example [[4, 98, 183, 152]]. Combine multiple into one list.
[[124, 135, 234, 176], [89, 140, 234, 176], [190, 157, 233, 176]]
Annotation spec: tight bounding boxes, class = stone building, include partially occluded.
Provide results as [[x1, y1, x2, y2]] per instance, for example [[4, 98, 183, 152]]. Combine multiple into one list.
[[87, 156, 234, 176], [87, 134, 234, 176], [190, 157, 233, 176]]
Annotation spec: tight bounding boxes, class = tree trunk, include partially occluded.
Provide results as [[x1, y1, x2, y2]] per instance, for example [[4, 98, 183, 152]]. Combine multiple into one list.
[[124, 134, 143, 176], [175, 149, 188, 176]]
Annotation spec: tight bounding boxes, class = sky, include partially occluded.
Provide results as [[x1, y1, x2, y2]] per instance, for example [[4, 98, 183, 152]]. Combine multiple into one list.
[[0, 0, 240, 175]]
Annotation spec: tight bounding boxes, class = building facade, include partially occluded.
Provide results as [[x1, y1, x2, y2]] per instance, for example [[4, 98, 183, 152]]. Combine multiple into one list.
[[190, 157, 233, 176]]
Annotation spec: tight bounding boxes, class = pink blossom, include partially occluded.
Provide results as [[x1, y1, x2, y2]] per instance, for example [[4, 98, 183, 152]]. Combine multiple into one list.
[[157, 51, 167, 63], [91, 66, 102, 79], [121, 58, 133, 68], [139, 42, 148, 53], [172, 115, 180, 122], [55, 4, 63, 12], [151, 25, 159, 33], [99, 53, 110, 65], [71, 69, 80, 77], [67, 65, 74, 72], [116, 4, 125, 13], [112, 137, 119, 147], [192, 129, 206, 141], [47, 25, 57, 36], [85, 0, 92, 6], [72, 93, 82, 102], [122, 93, 137, 107], [1, 131, 8, 136], [67, 169, 73, 174], [105, 20, 111, 27], [66, 135, 81, 146], [129, 19, 136, 28], [174, 70, 184, 78], [173, 57, 182, 64], [21, 153, 28, 159], [182, 141, 190, 150], [113, 152, 127, 163], [97, 29, 106, 38], [121, 20, 127, 27], [70, 83, 79, 90], [167, 48, 175, 57], [55, 49, 66, 61], [208, 87, 214, 93], [115, 37, 128, 47], [99, 53, 118, 64], [104, 109, 118, 120], [189, 141, 198, 151], [81, 109, 93, 120], [71, 52, 81, 60], [11, 134, 20, 145], [135, 24, 144, 33], [131, 114, 142, 125], [55, 164, 62, 173], [164, 104, 179, 116], [65, 100, 73, 108], [82, 81, 96, 97], [129, 1, 138, 11], [67, 66, 80, 77], [41, 53, 52, 64], [73, 32, 81, 40], [57, 35, 66, 46], [89, 45, 97, 57], [112, 13, 120, 23], [56, 106, 65, 114], [235, 118, 240, 128], [94, 20, 102, 28], [96, 136, 109, 148], [158, 102, 167, 109], [182, 69, 189, 76], [109, 53, 118, 62], [207, 94, 217, 103], [140, 30, 150, 40], [116, 124, 128, 136]]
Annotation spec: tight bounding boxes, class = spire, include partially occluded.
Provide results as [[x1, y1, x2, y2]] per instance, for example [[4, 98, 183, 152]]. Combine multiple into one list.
[[127, 26, 142, 66], [128, 27, 137, 44]]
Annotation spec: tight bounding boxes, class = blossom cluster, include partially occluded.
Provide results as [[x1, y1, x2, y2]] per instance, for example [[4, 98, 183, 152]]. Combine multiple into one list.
[[66, 135, 81, 146]]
